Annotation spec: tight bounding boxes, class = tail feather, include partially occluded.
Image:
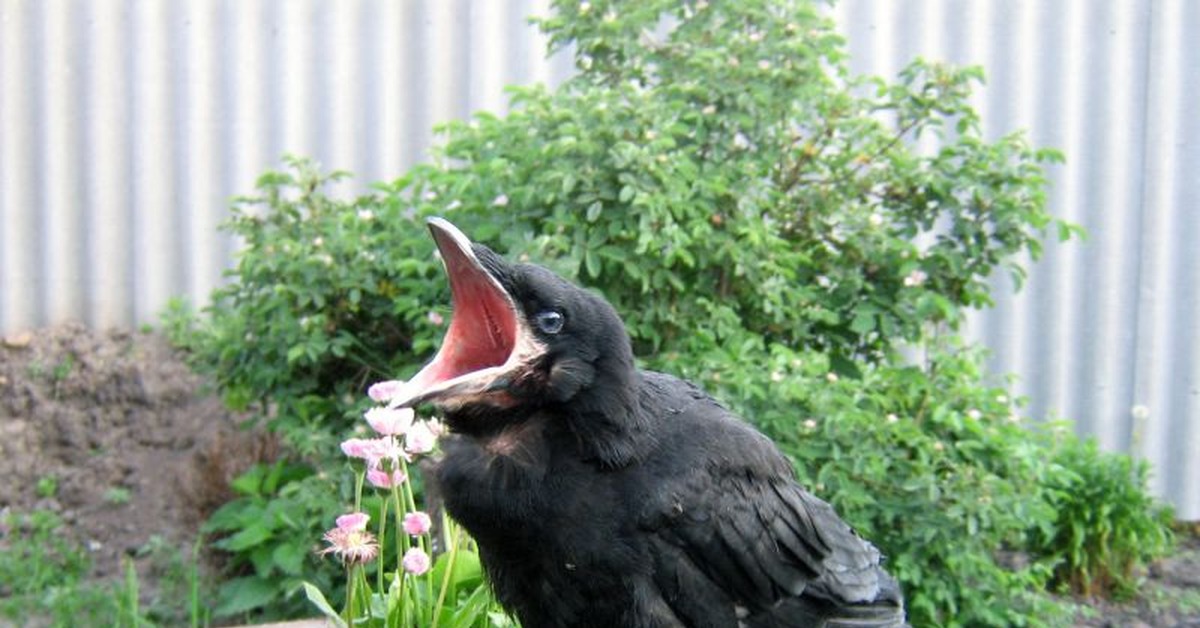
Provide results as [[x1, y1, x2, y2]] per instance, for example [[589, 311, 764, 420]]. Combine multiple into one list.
[[745, 569, 907, 628], [745, 597, 906, 628]]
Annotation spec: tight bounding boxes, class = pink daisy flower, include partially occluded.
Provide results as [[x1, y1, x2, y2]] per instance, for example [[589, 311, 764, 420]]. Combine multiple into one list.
[[367, 379, 408, 404], [364, 406, 414, 436], [366, 467, 408, 489], [403, 511, 433, 536], [336, 512, 370, 532], [405, 421, 438, 456], [319, 513, 379, 565], [402, 547, 431, 575]]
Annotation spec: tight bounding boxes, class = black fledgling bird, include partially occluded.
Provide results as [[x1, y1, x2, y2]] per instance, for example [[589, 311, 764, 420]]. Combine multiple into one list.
[[390, 218, 906, 628]]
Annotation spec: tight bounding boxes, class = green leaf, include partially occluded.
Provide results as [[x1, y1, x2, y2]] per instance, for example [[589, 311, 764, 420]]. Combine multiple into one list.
[[215, 576, 279, 617], [230, 465, 265, 497], [584, 249, 601, 278], [272, 540, 308, 576], [850, 310, 877, 335], [432, 549, 484, 591], [220, 523, 275, 552], [286, 344, 307, 364], [302, 582, 349, 628]]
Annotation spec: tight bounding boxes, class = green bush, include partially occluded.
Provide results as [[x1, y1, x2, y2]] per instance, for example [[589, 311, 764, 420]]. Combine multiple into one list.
[[646, 320, 1071, 625], [169, 0, 1172, 625], [1032, 438, 1175, 599]]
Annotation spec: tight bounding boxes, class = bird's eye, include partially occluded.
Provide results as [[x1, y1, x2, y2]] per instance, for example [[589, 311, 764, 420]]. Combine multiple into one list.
[[534, 310, 565, 335]]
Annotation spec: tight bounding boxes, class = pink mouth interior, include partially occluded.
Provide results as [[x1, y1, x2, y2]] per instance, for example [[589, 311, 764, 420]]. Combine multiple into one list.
[[408, 240, 518, 393]]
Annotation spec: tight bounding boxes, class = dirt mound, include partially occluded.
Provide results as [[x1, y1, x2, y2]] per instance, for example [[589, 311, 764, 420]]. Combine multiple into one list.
[[0, 323, 266, 583]]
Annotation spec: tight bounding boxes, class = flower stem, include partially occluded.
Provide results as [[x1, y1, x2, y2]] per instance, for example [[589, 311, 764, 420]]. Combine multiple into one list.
[[343, 565, 357, 625], [377, 496, 389, 593], [391, 483, 408, 570], [353, 468, 365, 512], [431, 519, 461, 628]]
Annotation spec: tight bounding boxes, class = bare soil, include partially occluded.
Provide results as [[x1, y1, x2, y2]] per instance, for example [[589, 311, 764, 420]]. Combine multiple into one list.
[[0, 323, 272, 606], [0, 323, 1196, 626]]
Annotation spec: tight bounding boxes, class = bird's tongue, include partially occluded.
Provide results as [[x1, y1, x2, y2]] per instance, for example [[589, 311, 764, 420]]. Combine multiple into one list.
[[388, 219, 521, 409]]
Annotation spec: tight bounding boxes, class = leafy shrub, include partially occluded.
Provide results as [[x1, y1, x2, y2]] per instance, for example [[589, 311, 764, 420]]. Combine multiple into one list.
[[200, 460, 346, 619], [166, 160, 448, 458], [419, 0, 1075, 373], [1032, 438, 1175, 599], [170, 0, 1172, 625], [658, 325, 1070, 626]]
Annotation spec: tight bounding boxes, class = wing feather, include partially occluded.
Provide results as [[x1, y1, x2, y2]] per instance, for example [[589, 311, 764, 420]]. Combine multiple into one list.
[[634, 374, 903, 625], [641, 446, 887, 613]]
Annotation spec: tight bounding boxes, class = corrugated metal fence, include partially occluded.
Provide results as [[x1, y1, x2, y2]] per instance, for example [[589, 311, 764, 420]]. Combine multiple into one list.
[[1, 0, 1197, 518]]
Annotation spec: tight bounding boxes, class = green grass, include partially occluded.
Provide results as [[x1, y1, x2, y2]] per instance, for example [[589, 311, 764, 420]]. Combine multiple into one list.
[[0, 509, 211, 627]]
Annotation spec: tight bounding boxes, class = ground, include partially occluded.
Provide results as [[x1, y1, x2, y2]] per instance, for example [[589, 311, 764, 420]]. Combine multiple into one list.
[[0, 323, 274, 624], [1071, 529, 1200, 627], [0, 324, 1197, 626]]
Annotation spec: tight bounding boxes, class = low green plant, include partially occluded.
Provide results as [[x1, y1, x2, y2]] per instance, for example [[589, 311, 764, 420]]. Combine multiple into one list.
[[52, 355, 75, 382], [105, 486, 133, 505], [0, 510, 128, 625], [35, 474, 58, 499], [200, 460, 345, 620], [1, 510, 89, 612], [1033, 437, 1175, 599], [119, 557, 141, 626], [134, 536, 213, 628]]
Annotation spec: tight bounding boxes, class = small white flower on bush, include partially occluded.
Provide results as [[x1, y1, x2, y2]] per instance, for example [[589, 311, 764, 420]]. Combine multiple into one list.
[[903, 269, 928, 287]]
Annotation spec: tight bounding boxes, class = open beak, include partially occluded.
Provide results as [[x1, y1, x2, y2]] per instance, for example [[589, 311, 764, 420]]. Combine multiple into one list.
[[388, 218, 542, 410]]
